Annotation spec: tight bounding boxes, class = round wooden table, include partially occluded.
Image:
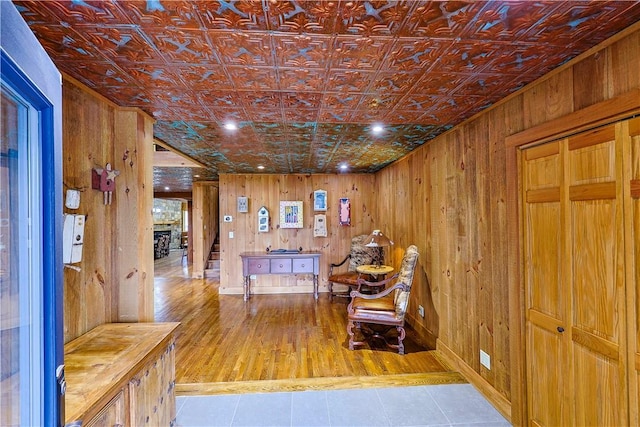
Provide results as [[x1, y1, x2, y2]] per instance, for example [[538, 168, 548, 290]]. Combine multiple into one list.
[[356, 264, 394, 277], [355, 264, 394, 293]]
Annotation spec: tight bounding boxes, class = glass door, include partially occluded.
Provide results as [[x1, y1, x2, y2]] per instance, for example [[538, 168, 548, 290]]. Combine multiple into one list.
[[0, 69, 44, 427]]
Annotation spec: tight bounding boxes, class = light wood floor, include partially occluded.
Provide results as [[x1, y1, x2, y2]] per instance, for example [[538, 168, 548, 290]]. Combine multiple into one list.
[[154, 251, 464, 395]]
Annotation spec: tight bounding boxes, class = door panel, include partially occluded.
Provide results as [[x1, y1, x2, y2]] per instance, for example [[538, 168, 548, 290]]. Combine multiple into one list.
[[629, 117, 640, 425], [527, 325, 564, 427], [568, 128, 627, 425], [523, 120, 632, 426], [523, 142, 566, 426], [573, 344, 623, 426]]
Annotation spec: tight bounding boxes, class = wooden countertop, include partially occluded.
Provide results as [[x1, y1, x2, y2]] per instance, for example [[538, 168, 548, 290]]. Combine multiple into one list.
[[64, 322, 180, 423]]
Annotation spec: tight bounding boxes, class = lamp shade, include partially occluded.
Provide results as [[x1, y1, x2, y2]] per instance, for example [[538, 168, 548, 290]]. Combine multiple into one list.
[[364, 229, 394, 247]]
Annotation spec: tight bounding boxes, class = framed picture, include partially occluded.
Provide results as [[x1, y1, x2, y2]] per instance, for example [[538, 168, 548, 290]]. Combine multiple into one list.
[[237, 196, 249, 213], [339, 198, 351, 226], [313, 189, 327, 211], [258, 206, 269, 233], [279, 201, 303, 228]]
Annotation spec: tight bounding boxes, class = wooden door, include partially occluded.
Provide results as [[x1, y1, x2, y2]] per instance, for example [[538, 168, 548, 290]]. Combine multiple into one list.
[[522, 122, 631, 426], [566, 124, 627, 426], [522, 140, 568, 426]]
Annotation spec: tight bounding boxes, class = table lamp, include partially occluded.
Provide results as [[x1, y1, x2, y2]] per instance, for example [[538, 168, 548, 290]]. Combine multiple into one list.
[[364, 229, 394, 267]]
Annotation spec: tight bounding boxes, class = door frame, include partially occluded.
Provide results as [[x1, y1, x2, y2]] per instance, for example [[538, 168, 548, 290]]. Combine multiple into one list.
[[504, 88, 640, 425], [1, 2, 64, 425]]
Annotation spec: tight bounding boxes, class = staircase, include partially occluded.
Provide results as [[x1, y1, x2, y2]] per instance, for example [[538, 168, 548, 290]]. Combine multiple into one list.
[[204, 241, 220, 279]]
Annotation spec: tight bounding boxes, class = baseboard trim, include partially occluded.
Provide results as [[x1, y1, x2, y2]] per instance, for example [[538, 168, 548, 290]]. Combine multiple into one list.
[[176, 371, 466, 396], [436, 339, 512, 422]]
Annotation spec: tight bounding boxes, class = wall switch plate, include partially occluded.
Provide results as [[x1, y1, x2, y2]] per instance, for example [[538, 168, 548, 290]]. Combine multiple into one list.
[[229, 231, 234, 238], [418, 305, 425, 318], [223, 215, 232, 222], [480, 350, 491, 370]]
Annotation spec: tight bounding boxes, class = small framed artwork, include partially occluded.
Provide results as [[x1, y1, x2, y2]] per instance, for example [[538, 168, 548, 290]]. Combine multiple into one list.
[[258, 206, 269, 233], [313, 189, 327, 211], [237, 196, 249, 213], [339, 198, 351, 226], [279, 201, 303, 228]]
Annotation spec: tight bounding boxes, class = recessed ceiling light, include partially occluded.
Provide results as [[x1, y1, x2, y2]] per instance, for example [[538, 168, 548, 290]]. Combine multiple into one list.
[[339, 163, 348, 171], [257, 165, 265, 170], [164, 186, 170, 191], [193, 174, 200, 178], [372, 124, 384, 133], [224, 122, 237, 130]]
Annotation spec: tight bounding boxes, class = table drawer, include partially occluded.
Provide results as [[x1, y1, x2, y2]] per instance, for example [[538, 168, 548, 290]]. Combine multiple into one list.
[[248, 258, 270, 274], [270, 258, 292, 273], [292, 258, 314, 273]]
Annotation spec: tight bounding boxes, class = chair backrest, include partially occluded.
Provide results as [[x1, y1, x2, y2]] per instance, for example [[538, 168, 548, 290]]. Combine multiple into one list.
[[393, 245, 419, 317], [347, 234, 380, 272]]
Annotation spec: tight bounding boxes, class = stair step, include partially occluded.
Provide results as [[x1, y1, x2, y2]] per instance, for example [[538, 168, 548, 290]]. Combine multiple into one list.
[[204, 269, 220, 279], [207, 259, 220, 269], [213, 243, 221, 251], [210, 252, 220, 260]]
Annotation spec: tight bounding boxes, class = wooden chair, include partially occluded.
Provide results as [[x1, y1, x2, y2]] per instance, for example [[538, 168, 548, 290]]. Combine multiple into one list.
[[346, 245, 419, 354], [180, 231, 188, 261], [327, 234, 380, 301]]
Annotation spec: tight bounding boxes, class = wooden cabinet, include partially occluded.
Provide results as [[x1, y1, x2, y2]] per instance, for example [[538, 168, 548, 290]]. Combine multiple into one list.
[[84, 391, 126, 427], [129, 341, 176, 426], [521, 117, 639, 425], [64, 323, 179, 427]]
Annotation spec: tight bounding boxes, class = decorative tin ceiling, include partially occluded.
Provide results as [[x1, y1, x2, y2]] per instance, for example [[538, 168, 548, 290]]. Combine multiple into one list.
[[13, 0, 640, 192]]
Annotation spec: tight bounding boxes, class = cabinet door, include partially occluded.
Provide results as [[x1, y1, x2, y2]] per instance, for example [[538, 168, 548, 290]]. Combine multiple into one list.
[[84, 391, 126, 427], [129, 342, 176, 427]]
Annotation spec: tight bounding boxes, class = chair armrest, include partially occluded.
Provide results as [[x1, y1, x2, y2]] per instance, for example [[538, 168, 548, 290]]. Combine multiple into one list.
[[354, 273, 399, 291], [350, 281, 407, 300], [329, 254, 351, 275]]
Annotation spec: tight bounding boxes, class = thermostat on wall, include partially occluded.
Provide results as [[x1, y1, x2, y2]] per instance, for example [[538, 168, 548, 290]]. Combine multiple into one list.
[[223, 215, 233, 222]]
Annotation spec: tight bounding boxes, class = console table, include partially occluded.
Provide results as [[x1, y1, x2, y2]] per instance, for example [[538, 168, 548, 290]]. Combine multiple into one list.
[[240, 251, 321, 301]]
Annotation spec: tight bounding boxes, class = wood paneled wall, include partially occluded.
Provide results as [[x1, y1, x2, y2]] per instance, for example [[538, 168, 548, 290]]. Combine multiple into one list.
[[192, 182, 219, 278], [376, 25, 640, 424], [218, 174, 377, 295], [62, 76, 154, 342]]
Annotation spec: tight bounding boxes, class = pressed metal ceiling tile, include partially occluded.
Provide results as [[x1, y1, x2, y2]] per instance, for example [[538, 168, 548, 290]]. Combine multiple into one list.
[[12, 0, 640, 192]]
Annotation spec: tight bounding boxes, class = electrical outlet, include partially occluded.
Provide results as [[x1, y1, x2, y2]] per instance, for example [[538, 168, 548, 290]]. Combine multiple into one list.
[[418, 305, 425, 318], [480, 350, 491, 370]]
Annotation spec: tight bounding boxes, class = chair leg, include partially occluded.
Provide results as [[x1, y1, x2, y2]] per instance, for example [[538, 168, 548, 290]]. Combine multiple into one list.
[[396, 326, 405, 355], [328, 281, 333, 302], [347, 320, 365, 350], [347, 320, 355, 350]]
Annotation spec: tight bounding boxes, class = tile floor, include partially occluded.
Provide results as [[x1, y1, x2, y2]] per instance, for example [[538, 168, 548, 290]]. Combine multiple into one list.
[[176, 384, 511, 427]]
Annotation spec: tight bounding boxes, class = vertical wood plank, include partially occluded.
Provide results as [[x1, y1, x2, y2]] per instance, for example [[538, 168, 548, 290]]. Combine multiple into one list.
[[573, 50, 610, 110], [62, 77, 154, 340]]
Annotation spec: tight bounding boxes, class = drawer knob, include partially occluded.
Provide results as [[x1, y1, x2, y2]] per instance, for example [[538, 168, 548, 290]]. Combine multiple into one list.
[[279, 264, 283, 268], [257, 264, 261, 268], [301, 264, 305, 267]]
